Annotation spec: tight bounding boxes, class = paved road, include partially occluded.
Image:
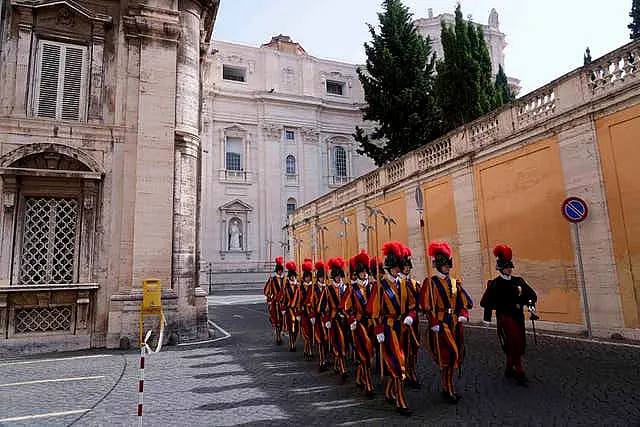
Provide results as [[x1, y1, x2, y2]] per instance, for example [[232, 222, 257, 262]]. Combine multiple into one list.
[[0, 293, 638, 426]]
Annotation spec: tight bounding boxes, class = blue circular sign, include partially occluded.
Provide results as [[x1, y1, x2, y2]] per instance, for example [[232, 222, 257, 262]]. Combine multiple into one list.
[[561, 197, 588, 223]]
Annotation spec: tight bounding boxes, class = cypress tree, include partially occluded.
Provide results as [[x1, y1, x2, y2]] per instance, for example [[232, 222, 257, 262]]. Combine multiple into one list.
[[630, 0, 640, 39], [494, 64, 514, 104]]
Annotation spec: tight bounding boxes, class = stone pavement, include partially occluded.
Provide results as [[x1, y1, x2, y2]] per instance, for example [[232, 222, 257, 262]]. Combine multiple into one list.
[[0, 292, 639, 426]]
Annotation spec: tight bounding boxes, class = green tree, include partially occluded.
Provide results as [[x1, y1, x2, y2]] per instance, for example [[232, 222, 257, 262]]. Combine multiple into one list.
[[494, 64, 514, 104], [354, 0, 441, 167], [630, 0, 640, 39], [435, 4, 501, 132]]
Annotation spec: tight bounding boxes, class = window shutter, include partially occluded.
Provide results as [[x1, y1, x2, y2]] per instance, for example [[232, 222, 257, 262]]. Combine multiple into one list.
[[37, 43, 61, 119], [61, 46, 84, 120]]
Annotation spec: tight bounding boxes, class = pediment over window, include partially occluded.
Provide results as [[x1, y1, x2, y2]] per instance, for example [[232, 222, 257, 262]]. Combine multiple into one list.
[[10, 0, 113, 23], [9, 152, 91, 171], [223, 124, 248, 136], [219, 199, 253, 213]]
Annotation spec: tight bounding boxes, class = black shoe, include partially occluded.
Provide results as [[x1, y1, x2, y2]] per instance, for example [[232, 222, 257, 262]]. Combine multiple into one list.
[[441, 391, 461, 404], [319, 364, 328, 372], [276, 339, 283, 345], [341, 372, 349, 383], [397, 407, 412, 416], [290, 347, 296, 352], [515, 372, 529, 387], [365, 390, 375, 398], [385, 397, 395, 405], [407, 380, 422, 390], [505, 369, 515, 379]]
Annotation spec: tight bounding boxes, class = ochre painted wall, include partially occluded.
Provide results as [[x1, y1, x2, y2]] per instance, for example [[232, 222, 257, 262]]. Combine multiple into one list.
[[596, 104, 640, 328], [365, 192, 408, 261], [420, 176, 461, 279], [292, 223, 311, 267], [317, 209, 358, 264], [474, 137, 583, 324]]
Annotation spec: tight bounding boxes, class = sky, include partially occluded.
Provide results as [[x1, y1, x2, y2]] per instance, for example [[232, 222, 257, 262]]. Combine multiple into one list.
[[212, 1, 632, 96]]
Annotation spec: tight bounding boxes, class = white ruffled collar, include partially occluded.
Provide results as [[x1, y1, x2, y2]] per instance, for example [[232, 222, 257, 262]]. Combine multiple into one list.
[[499, 273, 512, 280]]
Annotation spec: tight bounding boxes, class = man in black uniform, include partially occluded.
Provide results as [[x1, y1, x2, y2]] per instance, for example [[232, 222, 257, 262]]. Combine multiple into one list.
[[480, 245, 538, 386]]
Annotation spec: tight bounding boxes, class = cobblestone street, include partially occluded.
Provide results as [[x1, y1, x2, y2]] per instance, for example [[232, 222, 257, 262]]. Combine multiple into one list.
[[1, 293, 639, 426]]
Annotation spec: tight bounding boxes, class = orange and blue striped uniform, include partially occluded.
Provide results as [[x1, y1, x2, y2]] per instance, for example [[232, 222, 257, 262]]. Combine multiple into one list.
[[327, 279, 347, 376], [279, 278, 301, 351], [299, 280, 315, 359], [313, 279, 331, 369], [403, 276, 422, 385], [264, 275, 285, 343]]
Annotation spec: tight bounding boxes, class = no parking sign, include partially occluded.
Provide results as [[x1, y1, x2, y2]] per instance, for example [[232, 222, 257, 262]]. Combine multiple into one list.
[[561, 197, 588, 223]]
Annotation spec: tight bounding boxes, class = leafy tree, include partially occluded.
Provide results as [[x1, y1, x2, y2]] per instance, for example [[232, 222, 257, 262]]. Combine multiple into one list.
[[630, 0, 640, 39], [354, 0, 440, 166], [494, 64, 514, 104]]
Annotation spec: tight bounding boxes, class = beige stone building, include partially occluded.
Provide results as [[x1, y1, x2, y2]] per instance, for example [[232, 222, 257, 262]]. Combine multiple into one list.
[[199, 35, 375, 287], [291, 40, 640, 341], [0, 0, 219, 354]]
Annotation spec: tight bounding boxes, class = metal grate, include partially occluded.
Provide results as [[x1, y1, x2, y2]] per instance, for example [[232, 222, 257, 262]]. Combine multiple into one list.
[[20, 197, 79, 285], [15, 306, 73, 334]]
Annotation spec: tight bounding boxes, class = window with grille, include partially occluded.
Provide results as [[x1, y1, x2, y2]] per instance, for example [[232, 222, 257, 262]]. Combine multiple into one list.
[[285, 155, 296, 174], [333, 146, 347, 177], [286, 198, 297, 215], [19, 197, 79, 285], [285, 130, 295, 141], [33, 40, 87, 121], [326, 80, 345, 96], [222, 65, 246, 82], [225, 137, 243, 171]]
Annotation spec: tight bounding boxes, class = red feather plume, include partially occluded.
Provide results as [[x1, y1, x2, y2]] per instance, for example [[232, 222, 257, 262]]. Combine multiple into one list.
[[369, 256, 383, 269], [327, 257, 346, 271], [302, 258, 313, 273], [314, 260, 325, 271], [354, 249, 370, 268], [285, 261, 297, 272], [428, 241, 452, 258], [402, 246, 412, 258], [381, 241, 404, 259], [275, 256, 284, 266], [493, 245, 513, 261]]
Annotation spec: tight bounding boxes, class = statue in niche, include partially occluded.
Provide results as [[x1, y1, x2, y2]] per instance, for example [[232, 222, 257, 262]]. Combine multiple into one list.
[[228, 219, 243, 250]]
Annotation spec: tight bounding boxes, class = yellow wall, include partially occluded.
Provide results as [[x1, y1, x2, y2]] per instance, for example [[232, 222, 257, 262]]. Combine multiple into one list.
[[365, 191, 408, 260], [292, 223, 311, 267], [421, 176, 461, 278], [318, 209, 358, 264], [596, 104, 640, 328], [474, 137, 583, 324]]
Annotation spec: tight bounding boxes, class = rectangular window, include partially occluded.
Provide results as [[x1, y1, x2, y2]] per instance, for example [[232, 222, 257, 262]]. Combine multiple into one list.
[[285, 130, 295, 141], [287, 202, 296, 215], [19, 197, 79, 285], [33, 40, 87, 121], [326, 80, 345, 96], [225, 137, 243, 171], [223, 65, 246, 82]]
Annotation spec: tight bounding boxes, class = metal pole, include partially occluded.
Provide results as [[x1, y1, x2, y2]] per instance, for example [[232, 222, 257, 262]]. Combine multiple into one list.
[[574, 223, 592, 338], [208, 262, 213, 295]]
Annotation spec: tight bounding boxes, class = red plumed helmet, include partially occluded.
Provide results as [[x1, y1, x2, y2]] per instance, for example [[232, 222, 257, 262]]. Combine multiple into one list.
[[327, 257, 346, 271], [285, 261, 297, 272], [369, 256, 382, 269], [428, 241, 452, 258], [402, 246, 412, 258], [314, 260, 325, 271], [381, 241, 404, 259], [354, 249, 370, 269], [302, 258, 313, 273], [493, 245, 513, 261], [275, 256, 284, 267]]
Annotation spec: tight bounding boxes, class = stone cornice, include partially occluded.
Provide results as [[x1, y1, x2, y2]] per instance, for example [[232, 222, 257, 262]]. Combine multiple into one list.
[[123, 6, 180, 42], [211, 89, 363, 113], [10, 0, 112, 23]]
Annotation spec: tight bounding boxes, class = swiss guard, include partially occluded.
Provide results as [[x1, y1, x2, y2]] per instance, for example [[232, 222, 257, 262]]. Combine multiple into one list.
[[326, 257, 349, 381], [312, 260, 331, 371], [341, 249, 375, 396], [367, 241, 417, 416], [264, 256, 285, 345], [299, 259, 315, 360], [480, 245, 538, 386], [420, 241, 473, 404], [400, 246, 421, 390], [280, 261, 301, 352]]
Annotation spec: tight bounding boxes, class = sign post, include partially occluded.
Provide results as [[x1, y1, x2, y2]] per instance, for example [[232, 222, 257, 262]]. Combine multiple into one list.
[[561, 197, 591, 338]]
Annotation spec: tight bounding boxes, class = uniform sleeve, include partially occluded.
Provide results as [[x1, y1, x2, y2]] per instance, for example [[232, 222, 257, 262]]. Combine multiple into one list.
[[422, 278, 438, 327], [366, 281, 382, 330], [264, 278, 271, 298], [407, 279, 419, 312], [521, 278, 537, 306], [456, 280, 473, 310], [480, 280, 494, 322]]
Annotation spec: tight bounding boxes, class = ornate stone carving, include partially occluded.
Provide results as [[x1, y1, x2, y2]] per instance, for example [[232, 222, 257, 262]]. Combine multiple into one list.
[[57, 6, 75, 26], [300, 127, 320, 143], [263, 124, 283, 140]]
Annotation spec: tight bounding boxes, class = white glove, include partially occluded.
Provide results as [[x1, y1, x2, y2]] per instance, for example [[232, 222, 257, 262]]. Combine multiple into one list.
[[430, 325, 440, 332], [281, 311, 286, 316], [295, 315, 301, 322], [458, 316, 468, 324], [529, 306, 536, 313], [376, 333, 385, 343], [482, 320, 491, 327], [350, 320, 357, 331], [325, 321, 332, 329], [310, 317, 316, 325], [404, 316, 414, 326]]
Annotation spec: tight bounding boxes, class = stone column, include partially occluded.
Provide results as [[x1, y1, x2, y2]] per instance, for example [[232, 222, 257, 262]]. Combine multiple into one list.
[[557, 119, 624, 336], [79, 181, 98, 283], [451, 162, 484, 319], [14, 8, 33, 116], [0, 293, 7, 339], [88, 23, 105, 122], [0, 176, 17, 286]]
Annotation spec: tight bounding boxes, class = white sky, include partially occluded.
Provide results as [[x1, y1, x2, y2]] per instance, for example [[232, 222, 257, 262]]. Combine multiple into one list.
[[213, 1, 631, 96]]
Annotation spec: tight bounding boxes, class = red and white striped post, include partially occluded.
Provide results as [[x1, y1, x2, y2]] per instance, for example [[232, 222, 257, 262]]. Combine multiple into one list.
[[138, 344, 146, 426]]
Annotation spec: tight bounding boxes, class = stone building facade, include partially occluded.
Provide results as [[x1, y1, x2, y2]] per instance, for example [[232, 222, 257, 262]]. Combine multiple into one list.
[[291, 40, 640, 341], [200, 36, 375, 281], [0, 0, 219, 354], [414, 8, 521, 95]]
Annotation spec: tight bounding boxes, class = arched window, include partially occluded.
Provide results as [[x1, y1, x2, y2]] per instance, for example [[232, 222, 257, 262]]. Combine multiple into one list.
[[285, 155, 296, 175], [228, 217, 243, 251], [333, 146, 347, 177], [286, 198, 297, 215]]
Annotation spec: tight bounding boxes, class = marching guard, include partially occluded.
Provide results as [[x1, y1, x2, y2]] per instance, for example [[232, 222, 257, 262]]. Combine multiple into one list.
[[326, 257, 349, 381], [264, 256, 285, 345], [312, 260, 331, 371], [480, 245, 538, 386], [299, 259, 315, 360], [420, 241, 473, 404], [367, 241, 417, 416], [340, 249, 375, 396], [280, 261, 301, 352], [400, 246, 422, 390]]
